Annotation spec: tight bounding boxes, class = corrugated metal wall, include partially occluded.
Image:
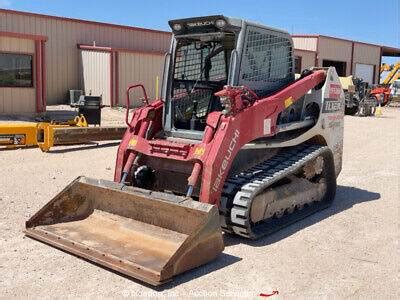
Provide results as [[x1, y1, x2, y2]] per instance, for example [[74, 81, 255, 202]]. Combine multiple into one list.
[[292, 37, 317, 51], [294, 49, 315, 71], [293, 36, 381, 81], [317, 37, 352, 75], [0, 36, 36, 113], [117, 52, 164, 107], [0, 10, 171, 105], [353, 43, 380, 83], [79, 50, 111, 105]]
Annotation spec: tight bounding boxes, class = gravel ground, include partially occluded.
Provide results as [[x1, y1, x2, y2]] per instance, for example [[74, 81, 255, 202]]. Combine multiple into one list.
[[0, 107, 399, 298]]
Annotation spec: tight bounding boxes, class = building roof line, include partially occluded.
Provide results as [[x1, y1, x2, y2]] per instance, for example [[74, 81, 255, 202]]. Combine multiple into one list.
[[293, 48, 317, 53], [77, 44, 165, 56], [292, 34, 400, 52], [0, 8, 171, 36]]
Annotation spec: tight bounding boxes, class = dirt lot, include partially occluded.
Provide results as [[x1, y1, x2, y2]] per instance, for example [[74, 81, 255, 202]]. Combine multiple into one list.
[[0, 107, 399, 298]]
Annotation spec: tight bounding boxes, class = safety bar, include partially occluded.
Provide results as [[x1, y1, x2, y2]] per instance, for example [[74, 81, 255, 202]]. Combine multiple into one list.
[[125, 84, 149, 127]]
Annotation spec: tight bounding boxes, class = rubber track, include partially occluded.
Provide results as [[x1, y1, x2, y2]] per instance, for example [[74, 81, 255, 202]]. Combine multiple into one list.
[[220, 144, 334, 239]]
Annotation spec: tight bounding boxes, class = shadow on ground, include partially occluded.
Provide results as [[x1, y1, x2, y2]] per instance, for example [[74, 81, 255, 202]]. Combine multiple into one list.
[[129, 185, 379, 290], [224, 185, 380, 247], [0, 142, 119, 153], [142, 185, 379, 290], [31, 235, 241, 291], [154, 253, 242, 290], [47, 141, 120, 153]]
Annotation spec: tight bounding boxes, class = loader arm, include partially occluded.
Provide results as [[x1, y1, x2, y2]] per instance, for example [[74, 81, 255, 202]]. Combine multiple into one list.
[[115, 70, 327, 205]]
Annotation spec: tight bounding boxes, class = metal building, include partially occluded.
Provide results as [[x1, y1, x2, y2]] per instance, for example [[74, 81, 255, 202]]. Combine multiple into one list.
[[293, 35, 400, 84], [0, 9, 170, 114], [2, 9, 399, 115]]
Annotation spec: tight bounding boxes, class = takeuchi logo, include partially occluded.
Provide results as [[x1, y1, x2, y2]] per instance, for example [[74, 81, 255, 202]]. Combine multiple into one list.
[[212, 129, 240, 192], [186, 20, 213, 27]]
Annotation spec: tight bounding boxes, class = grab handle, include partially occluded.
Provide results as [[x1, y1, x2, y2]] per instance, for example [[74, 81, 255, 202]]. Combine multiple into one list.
[[125, 84, 149, 127]]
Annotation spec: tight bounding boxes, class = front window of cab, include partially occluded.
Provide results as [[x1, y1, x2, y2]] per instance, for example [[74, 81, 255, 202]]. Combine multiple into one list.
[[170, 33, 235, 131]]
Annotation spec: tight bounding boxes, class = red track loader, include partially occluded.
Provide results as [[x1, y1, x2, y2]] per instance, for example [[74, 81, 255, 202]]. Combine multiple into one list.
[[25, 16, 344, 285]]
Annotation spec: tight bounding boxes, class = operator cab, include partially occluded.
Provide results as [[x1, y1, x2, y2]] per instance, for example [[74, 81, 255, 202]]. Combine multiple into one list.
[[171, 32, 235, 131], [162, 16, 295, 140]]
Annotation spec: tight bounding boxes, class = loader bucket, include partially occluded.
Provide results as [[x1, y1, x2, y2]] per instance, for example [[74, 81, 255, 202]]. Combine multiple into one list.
[[25, 177, 224, 285]]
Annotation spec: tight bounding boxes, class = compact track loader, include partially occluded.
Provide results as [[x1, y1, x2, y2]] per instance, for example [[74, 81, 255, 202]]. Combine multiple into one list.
[[26, 16, 344, 285]]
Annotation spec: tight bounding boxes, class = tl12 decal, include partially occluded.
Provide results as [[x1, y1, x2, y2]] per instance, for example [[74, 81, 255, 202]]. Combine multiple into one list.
[[322, 98, 343, 113]]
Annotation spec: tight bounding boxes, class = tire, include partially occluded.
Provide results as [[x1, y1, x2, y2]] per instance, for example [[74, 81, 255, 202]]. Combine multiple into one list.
[[345, 106, 358, 115], [381, 96, 389, 106]]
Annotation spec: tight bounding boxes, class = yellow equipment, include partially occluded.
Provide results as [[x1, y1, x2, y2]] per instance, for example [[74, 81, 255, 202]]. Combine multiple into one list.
[[36, 123, 126, 152], [0, 115, 126, 152], [0, 115, 87, 150], [339, 76, 354, 91], [0, 122, 38, 148], [381, 62, 400, 85], [62, 115, 88, 127], [391, 72, 399, 82], [380, 63, 391, 73], [375, 104, 383, 117]]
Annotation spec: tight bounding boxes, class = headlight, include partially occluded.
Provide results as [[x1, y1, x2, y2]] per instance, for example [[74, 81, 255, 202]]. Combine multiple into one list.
[[215, 19, 227, 28], [172, 23, 182, 31]]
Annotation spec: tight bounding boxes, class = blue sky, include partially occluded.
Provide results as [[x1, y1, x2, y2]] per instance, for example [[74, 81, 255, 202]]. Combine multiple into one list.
[[1, 0, 399, 63]]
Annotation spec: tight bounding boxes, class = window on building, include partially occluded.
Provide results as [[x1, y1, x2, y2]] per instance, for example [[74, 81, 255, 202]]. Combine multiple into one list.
[[294, 56, 302, 74], [0, 53, 33, 87], [322, 60, 347, 77]]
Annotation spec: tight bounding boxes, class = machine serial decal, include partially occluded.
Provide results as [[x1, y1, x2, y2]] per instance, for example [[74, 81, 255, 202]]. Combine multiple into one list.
[[263, 118, 271, 135], [328, 83, 342, 99], [322, 98, 343, 113], [213, 129, 240, 192]]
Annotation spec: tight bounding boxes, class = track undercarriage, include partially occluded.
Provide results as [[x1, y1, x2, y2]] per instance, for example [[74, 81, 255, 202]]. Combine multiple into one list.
[[221, 144, 336, 238]]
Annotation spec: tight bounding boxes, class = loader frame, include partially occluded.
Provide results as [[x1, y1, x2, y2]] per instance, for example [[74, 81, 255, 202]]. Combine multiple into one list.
[[114, 69, 340, 206]]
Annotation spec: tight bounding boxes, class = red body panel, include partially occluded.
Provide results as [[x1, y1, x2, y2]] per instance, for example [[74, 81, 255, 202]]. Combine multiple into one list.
[[370, 86, 391, 105], [114, 71, 326, 205]]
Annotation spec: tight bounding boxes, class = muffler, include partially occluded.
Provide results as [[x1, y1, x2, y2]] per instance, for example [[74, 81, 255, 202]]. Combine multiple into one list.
[[25, 177, 224, 285]]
